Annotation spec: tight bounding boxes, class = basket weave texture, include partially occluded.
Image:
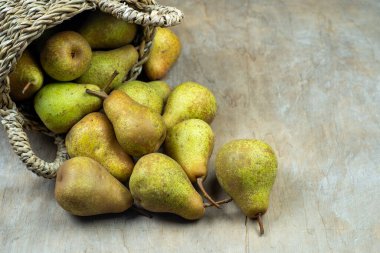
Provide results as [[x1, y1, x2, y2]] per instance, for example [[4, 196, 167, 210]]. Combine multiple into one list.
[[0, 0, 183, 179]]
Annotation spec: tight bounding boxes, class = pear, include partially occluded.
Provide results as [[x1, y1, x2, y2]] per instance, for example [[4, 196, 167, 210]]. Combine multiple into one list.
[[34, 83, 102, 133], [165, 119, 220, 207], [215, 139, 278, 235], [129, 153, 205, 220], [55, 157, 133, 216], [77, 45, 138, 91], [144, 28, 181, 80], [78, 11, 137, 49], [9, 50, 44, 101], [100, 90, 166, 157], [65, 112, 134, 183], [40, 31, 92, 81], [148, 81, 171, 103], [163, 82, 217, 129], [117, 81, 163, 114]]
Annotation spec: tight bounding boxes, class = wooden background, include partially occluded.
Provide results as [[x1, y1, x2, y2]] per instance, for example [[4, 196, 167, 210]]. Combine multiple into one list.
[[1, 0, 379, 252]]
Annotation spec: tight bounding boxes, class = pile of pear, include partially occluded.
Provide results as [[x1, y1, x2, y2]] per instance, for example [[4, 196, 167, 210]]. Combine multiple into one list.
[[8, 11, 278, 234], [61, 80, 220, 220]]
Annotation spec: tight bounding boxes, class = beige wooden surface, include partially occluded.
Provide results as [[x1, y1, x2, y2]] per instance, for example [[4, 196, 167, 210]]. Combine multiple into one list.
[[1, 0, 380, 252]]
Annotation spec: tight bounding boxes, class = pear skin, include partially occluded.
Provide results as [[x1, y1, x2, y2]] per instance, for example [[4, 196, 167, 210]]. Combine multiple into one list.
[[215, 139, 277, 234], [34, 83, 102, 134], [78, 11, 137, 49], [163, 82, 217, 129], [103, 90, 166, 157], [77, 45, 138, 91], [9, 50, 44, 101], [55, 157, 133, 216], [165, 119, 220, 207], [144, 28, 181, 80], [165, 119, 214, 182], [117, 81, 164, 114], [148, 81, 171, 103], [40, 31, 92, 81], [65, 112, 134, 183], [129, 153, 205, 220]]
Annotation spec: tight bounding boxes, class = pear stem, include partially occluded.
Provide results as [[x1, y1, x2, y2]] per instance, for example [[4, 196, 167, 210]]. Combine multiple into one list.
[[86, 89, 108, 99], [131, 205, 153, 218], [22, 82, 33, 94], [204, 198, 233, 208], [197, 177, 220, 208], [86, 70, 120, 99], [257, 213, 264, 235], [102, 70, 119, 92]]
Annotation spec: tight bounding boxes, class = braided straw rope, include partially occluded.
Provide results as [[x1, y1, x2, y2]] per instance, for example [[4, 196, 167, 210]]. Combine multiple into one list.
[[0, 0, 183, 178]]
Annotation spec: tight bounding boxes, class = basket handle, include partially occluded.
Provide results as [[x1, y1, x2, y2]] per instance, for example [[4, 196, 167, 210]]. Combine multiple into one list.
[[94, 0, 184, 27], [0, 78, 67, 179]]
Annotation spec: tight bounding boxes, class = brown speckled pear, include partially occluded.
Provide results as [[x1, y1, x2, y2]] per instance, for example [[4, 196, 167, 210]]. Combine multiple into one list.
[[65, 112, 134, 183], [40, 31, 92, 81], [165, 119, 219, 207], [103, 90, 166, 157], [9, 50, 44, 101], [117, 80, 164, 114], [76, 45, 138, 91], [144, 28, 181, 80], [163, 82, 217, 129], [55, 157, 133, 216], [215, 139, 278, 234], [129, 153, 205, 220], [78, 11, 137, 49]]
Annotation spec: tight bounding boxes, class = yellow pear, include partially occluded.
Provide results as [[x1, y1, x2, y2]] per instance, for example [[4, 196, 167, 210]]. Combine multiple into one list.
[[65, 112, 134, 183], [129, 153, 205, 220], [144, 28, 181, 80]]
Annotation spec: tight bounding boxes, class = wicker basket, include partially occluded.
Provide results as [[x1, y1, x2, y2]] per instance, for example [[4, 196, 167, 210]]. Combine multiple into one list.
[[0, 0, 183, 179]]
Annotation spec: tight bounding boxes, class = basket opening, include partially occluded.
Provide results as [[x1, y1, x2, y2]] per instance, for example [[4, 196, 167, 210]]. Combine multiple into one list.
[[26, 130, 57, 163]]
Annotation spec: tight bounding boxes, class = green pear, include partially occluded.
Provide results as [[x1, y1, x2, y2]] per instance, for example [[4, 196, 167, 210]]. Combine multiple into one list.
[[9, 50, 44, 101], [129, 153, 205, 220], [40, 31, 92, 81], [165, 119, 219, 207], [163, 82, 217, 129], [215, 139, 277, 234], [55, 157, 133, 216], [117, 80, 163, 114], [65, 112, 134, 183], [148, 81, 171, 103], [34, 83, 102, 133], [77, 45, 138, 91], [144, 28, 181, 80], [78, 11, 137, 49], [103, 90, 166, 157]]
